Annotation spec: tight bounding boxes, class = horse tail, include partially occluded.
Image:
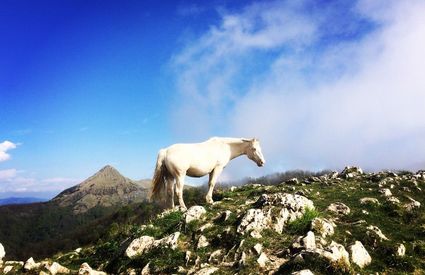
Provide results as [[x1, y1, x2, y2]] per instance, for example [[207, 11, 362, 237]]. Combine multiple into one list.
[[151, 149, 168, 203]]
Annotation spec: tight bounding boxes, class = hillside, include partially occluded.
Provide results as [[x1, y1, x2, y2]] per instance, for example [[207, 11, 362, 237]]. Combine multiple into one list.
[[0, 165, 152, 260], [1, 166, 425, 274]]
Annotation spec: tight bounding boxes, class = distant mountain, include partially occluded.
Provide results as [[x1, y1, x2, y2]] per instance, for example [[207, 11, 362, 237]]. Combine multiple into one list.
[[52, 165, 151, 213], [0, 197, 46, 206]]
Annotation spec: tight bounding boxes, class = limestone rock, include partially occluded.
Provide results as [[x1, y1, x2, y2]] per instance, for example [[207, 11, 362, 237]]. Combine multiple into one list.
[[379, 188, 392, 197], [47, 262, 71, 275], [0, 243, 4, 263], [238, 193, 315, 234], [311, 217, 335, 238], [367, 225, 389, 241], [253, 243, 263, 255], [197, 235, 210, 249], [291, 270, 314, 275], [350, 241, 371, 268], [255, 193, 314, 210], [237, 208, 271, 235], [125, 232, 180, 258], [194, 267, 218, 275], [404, 197, 421, 212], [302, 231, 316, 250], [386, 196, 400, 204], [327, 202, 350, 215], [257, 252, 269, 268], [125, 236, 155, 258], [396, 244, 406, 257], [78, 263, 107, 275], [208, 249, 223, 264], [321, 241, 350, 267], [156, 232, 180, 250], [185, 206, 207, 224], [141, 262, 151, 275], [3, 266, 13, 274], [360, 197, 379, 205], [340, 166, 363, 178], [24, 257, 41, 271]]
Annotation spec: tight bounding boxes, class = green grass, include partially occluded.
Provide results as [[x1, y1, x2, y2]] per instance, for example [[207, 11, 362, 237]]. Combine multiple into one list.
[[287, 208, 320, 235]]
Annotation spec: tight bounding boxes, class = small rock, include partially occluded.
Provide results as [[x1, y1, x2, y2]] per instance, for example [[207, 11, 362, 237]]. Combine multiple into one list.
[[350, 241, 371, 268], [208, 249, 223, 264], [360, 197, 379, 205], [386, 196, 400, 204], [367, 225, 389, 241], [404, 197, 421, 212], [24, 257, 41, 271], [230, 186, 237, 192], [257, 252, 269, 268], [197, 235, 210, 249], [194, 267, 219, 275], [3, 266, 13, 274], [291, 270, 315, 275], [379, 188, 392, 197], [327, 202, 350, 215], [141, 262, 151, 275], [78, 263, 107, 275], [340, 166, 363, 178], [199, 223, 213, 232], [253, 243, 263, 255], [302, 231, 316, 250], [396, 244, 406, 257], [185, 206, 207, 224], [0, 243, 5, 263], [311, 217, 335, 238], [48, 262, 70, 275]]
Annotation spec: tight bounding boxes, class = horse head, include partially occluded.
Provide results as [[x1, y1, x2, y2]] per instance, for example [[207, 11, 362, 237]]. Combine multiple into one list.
[[245, 138, 266, 167]]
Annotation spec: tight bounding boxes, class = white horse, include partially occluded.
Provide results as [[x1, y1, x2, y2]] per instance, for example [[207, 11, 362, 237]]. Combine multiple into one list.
[[151, 137, 265, 209]]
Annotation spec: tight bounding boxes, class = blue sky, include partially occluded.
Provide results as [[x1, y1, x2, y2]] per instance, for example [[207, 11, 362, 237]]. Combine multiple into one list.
[[1, 0, 425, 198]]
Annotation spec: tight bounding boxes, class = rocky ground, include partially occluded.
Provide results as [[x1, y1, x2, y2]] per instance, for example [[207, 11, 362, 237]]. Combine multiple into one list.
[[1, 166, 425, 274]]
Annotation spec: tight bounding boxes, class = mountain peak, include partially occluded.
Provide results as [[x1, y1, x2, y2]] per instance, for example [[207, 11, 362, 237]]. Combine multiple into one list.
[[52, 165, 150, 213]]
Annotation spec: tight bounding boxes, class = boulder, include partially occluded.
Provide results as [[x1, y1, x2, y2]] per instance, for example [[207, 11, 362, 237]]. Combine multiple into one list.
[[125, 232, 180, 258], [253, 243, 263, 255], [321, 241, 350, 267], [125, 236, 155, 258], [311, 217, 335, 238], [78, 263, 107, 275], [237, 208, 271, 236], [404, 197, 421, 212], [185, 206, 207, 224], [350, 241, 371, 268], [327, 202, 350, 216]]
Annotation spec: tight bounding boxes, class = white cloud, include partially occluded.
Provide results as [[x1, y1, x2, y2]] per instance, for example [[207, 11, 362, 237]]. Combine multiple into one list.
[[0, 140, 17, 162], [0, 169, 17, 180], [171, 0, 425, 179]]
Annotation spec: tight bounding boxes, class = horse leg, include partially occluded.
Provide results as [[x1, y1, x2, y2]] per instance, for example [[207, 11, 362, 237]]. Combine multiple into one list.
[[175, 174, 187, 210], [166, 175, 175, 209], [206, 166, 223, 204]]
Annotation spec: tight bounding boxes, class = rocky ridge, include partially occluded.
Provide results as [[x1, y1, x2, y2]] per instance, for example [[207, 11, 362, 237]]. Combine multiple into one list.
[[1, 166, 425, 274]]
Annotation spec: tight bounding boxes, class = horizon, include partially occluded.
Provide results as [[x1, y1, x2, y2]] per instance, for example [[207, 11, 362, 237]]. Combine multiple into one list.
[[1, 0, 425, 198]]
